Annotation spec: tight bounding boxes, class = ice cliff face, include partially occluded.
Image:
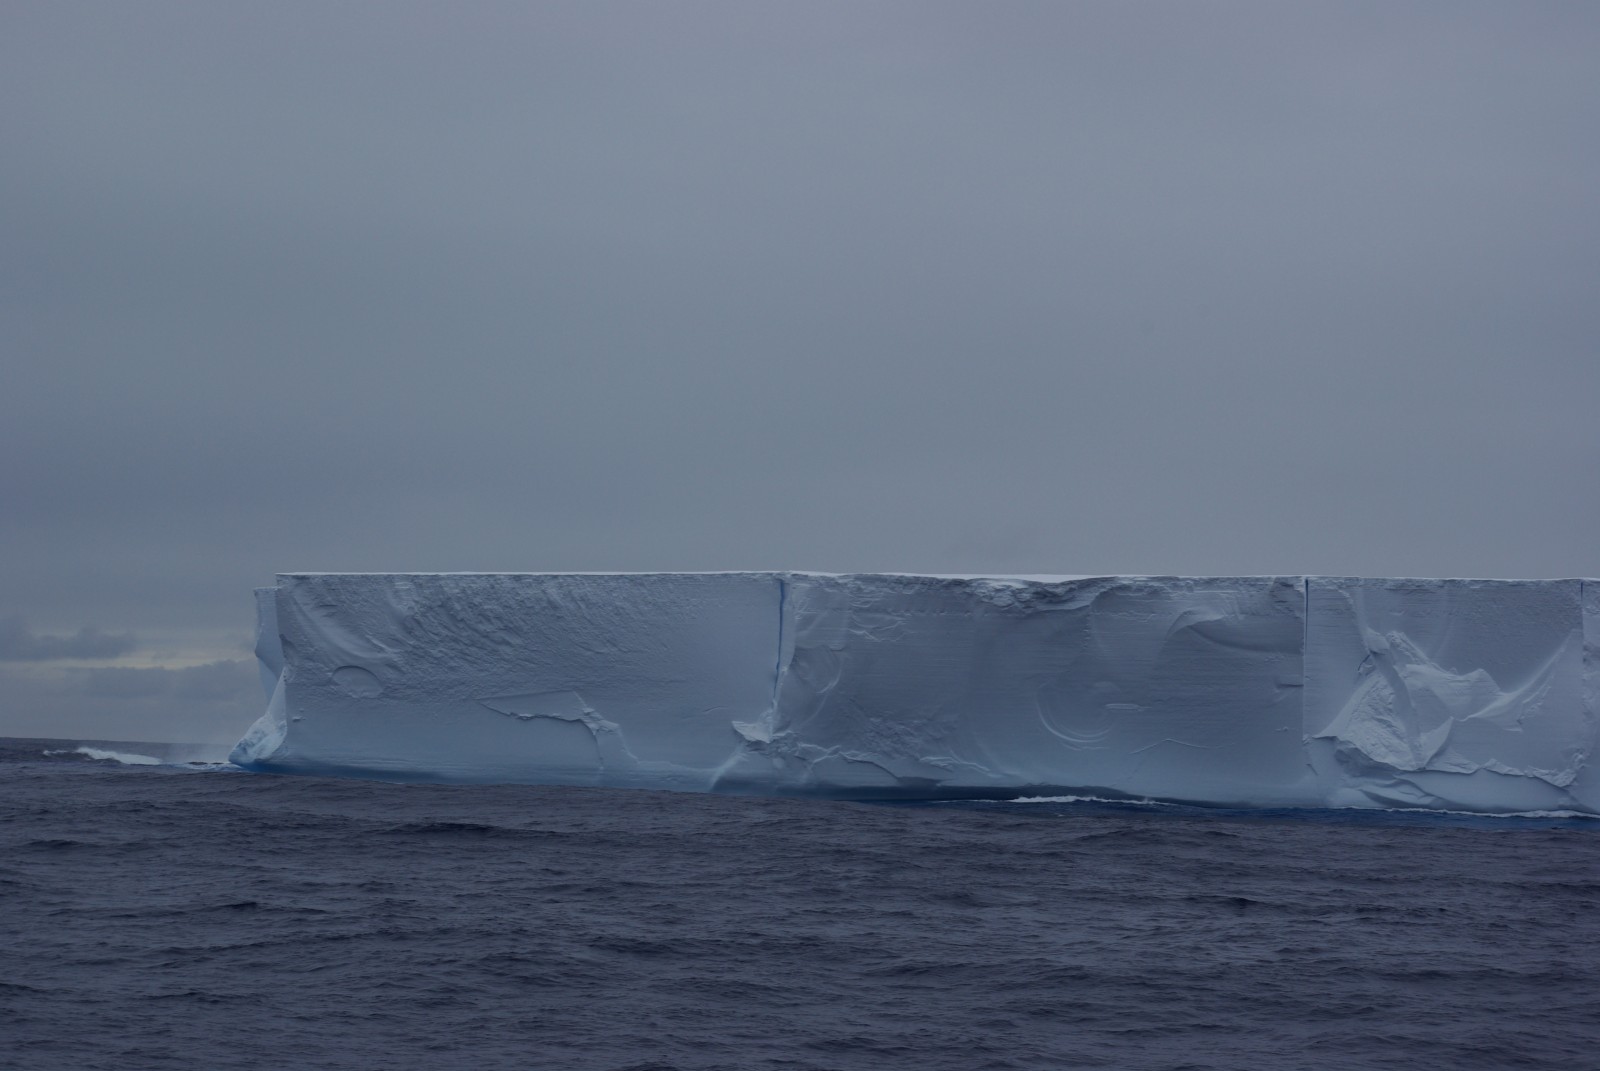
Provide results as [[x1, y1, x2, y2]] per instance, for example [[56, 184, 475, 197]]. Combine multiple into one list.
[[1304, 579, 1596, 813], [233, 574, 780, 790], [232, 573, 1600, 814], [715, 575, 1309, 805]]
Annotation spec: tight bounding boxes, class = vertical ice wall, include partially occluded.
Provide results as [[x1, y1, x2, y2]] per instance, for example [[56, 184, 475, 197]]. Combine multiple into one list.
[[1583, 581, 1600, 808], [253, 587, 283, 700], [1304, 578, 1596, 813], [236, 573, 783, 787], [714, 575, 1310, 803], [233, 572, 1600, 812]]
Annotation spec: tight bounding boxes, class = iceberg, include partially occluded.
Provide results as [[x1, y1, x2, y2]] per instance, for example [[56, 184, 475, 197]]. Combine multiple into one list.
[[231, 573, 1600, 814]]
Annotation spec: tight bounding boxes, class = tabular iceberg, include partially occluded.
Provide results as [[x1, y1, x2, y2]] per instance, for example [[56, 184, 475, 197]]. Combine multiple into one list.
[[232, 573, 1600, 814]]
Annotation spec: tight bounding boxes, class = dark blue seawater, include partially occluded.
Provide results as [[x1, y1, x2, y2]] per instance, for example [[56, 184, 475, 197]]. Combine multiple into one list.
[[3, 738, 1598, 1071]]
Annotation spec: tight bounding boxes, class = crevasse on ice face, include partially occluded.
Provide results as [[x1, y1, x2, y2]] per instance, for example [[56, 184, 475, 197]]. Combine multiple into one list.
[[231, 573, 1600, 814]]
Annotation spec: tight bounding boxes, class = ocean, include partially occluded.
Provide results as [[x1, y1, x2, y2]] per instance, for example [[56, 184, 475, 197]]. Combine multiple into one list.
[[3, 738, 1597, 1070]]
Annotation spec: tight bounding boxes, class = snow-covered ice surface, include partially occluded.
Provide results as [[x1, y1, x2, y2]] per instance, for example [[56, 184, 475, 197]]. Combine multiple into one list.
[[232, 573, 1600, 814]]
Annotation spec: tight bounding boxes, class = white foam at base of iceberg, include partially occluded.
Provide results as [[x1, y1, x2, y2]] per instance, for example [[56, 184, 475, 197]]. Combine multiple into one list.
[[71, 746, 164, 765], [231, 573, 1600, 814]]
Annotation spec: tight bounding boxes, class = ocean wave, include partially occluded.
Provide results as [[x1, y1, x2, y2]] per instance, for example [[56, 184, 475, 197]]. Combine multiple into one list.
[[44, 746, 164, 766], [994, 795, 1599, 822], [1007, 794, 1169, 807], [31, 743, 242, 769]]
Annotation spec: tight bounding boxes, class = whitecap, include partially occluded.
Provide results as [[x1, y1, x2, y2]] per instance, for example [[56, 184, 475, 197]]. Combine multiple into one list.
[[71, 747, 163, 765]]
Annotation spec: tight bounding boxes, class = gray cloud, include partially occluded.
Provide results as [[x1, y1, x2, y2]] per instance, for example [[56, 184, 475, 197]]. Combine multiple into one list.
[[2, 1, 1597, 740], [80, 665, 177, 700], [80, 660, 255, 703], [0, 617, 139, 662], [1, 660, 260, 744]]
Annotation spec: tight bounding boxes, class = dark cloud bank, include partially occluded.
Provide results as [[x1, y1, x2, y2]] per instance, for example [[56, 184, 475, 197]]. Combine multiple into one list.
[[3, 2, 1597, 741], [1, 657, 260, 745], [0, 617, 138, 662]]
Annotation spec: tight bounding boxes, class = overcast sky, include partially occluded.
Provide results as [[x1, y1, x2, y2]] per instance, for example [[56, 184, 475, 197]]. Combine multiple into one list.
[[4, 1, 1597, 743]]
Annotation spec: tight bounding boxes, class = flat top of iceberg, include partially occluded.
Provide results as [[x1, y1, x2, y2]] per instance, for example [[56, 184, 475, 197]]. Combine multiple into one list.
[[276, 571, 1593, 581], [277, 570, 1097, 579]]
